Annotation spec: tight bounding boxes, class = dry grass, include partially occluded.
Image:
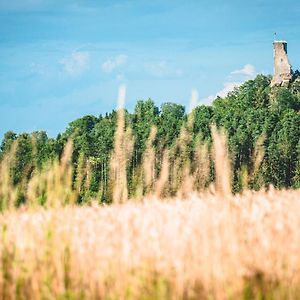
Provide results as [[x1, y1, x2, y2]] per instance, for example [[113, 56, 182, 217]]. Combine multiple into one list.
[[211, 125, 232, 196], [110, 85, 134, 204], [143, 126, 157, 194], [1, 189, 300, 299]]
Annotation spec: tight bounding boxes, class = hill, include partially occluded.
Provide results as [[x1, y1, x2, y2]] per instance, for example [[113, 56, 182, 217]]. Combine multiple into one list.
[[1, 74, 300, 205]]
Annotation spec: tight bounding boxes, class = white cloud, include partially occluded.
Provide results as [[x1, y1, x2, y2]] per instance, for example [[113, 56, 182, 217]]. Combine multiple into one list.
[[219, 64, 257, 97], [102, 54, 127, 73], [216, 81, 241, 98], [200, 95, 215, 105], [144, 60, 183, 77], [199, 82, 240, 106], [199, 64, 257, 105], [60, 51, 90, 77], [230, 64, 256, 77]]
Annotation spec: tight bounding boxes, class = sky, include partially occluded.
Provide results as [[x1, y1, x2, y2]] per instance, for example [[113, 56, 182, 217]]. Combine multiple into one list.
[[1, 0, 300, 139]]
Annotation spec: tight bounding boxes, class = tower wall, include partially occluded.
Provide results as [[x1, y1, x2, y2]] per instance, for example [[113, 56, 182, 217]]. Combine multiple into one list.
[[271, 41, 292, 87]]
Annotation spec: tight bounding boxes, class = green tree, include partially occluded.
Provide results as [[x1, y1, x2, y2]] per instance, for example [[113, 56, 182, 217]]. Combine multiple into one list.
[[0, 131, 17, 158], [157, 102, 185, 148], [132, 99, 159, 166]]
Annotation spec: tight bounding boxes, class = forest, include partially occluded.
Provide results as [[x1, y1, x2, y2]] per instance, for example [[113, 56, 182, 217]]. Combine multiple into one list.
[[1, 74, 300, 205]]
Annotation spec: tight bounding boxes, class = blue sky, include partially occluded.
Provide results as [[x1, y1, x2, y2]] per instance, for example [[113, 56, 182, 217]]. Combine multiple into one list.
[[1, 0, 300, 139]]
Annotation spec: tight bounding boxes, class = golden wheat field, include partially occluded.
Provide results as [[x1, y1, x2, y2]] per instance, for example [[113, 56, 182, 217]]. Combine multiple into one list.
[[1, 189, 300, 300], [1, 101, 300, 299]]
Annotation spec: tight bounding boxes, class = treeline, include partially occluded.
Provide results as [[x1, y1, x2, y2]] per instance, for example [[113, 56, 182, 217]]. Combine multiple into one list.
[[1, 74, 300, 204]]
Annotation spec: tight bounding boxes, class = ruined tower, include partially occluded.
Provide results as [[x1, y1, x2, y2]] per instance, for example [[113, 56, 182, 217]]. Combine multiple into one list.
[[271, 41, 292, 87]]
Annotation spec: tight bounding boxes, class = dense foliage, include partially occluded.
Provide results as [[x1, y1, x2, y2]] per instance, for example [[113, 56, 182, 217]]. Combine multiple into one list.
[[1, 75, 300, 203]]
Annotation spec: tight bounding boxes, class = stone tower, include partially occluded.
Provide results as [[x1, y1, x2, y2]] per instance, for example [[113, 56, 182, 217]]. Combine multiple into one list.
[[271, 41, 292, 87]]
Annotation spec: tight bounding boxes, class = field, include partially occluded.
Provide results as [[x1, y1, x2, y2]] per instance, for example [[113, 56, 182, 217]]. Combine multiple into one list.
[[1, 100, 300, 299], [1, 189, 300, 299]]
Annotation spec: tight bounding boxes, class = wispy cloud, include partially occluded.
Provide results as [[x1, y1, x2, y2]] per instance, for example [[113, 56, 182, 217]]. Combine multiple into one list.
[[101, 55, 127, 73], [216, 81, 242, 98], [201, 82, 239, 105], [200, 64, 257, 105], [59, 51, 90, 77], [29, 62, 48, 76], [230, 64, 256, 77], [220, 64, 257, 96], [144, 61, 183, 78], [200, 95, 215, 105]]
